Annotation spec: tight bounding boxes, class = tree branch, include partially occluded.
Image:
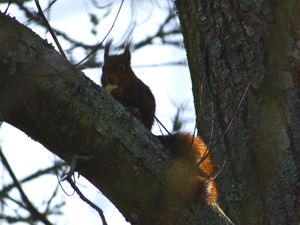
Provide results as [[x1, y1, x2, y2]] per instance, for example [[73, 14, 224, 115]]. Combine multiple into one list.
[[66, 176, 108, 225], [1, 162, 65, 194], [0, 149, 54, 225], [0, 13, 169, 224], [0, 13, 228, 225]]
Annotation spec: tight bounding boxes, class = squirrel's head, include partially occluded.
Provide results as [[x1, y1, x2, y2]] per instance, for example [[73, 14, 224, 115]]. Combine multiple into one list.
[[101, 40, 133, 86]]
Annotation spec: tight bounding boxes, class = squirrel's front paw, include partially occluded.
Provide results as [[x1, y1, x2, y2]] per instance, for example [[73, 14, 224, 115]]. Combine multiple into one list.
[[104, 84, 118, 94]]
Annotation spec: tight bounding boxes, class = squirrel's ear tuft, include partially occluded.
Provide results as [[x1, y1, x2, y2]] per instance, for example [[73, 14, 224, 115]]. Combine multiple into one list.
[[104, 39, 113, 62], [123, 41, 131, 63]]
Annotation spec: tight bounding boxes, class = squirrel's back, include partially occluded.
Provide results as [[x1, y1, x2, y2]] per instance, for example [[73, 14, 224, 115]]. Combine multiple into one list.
[[101, 40, 155, 129]]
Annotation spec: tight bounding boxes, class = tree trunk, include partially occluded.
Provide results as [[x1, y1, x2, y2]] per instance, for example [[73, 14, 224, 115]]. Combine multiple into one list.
[[0, 13, 230, 225], [176, 0, 300, 224]]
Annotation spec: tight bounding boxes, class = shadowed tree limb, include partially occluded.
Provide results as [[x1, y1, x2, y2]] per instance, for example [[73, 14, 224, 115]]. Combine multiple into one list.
[[0, 13, 227, 225]]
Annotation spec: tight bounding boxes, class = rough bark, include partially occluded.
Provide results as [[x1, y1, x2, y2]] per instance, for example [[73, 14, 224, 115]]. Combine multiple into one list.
[[0, 13, 169, 224], [176, 0, 300, 224], [0, 13, 229, 225]]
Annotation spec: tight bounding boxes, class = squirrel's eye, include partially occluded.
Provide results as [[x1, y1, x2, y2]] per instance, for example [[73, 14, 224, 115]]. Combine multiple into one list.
[[119, 64, 127, 71]]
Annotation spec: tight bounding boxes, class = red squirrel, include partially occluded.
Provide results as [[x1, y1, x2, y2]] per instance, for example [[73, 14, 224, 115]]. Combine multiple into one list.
[[101, 41, 232, 224], [101, 40, 155, 129]]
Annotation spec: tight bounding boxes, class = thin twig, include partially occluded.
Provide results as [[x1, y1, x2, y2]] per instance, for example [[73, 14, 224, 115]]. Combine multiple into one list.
[[198, 79, 252, 166], [66, 177, 108, 225], [211, 80, 251, 153], [155, 116, 171, 136], [134, 60, 187, 68], [134, 10, 180, 50], [3, 0, 12, 14], [0, 149, 54, 225], [34, 0, 68, 60], [0, 214, 34, 224], [75, 0, 125, 67], [1, 162, 65, 194]]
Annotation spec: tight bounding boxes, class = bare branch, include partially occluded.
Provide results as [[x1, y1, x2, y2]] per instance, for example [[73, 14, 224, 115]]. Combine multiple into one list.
[[34, 0, 67, 60], [75, 0, 125, 67], [197, 79, 252, 167], [66, 176, 108, 225], [134, 60, 187, 68], [0, 149, 54, 225], [134, 10, 181, 50], [1, 162, 65, 194]]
